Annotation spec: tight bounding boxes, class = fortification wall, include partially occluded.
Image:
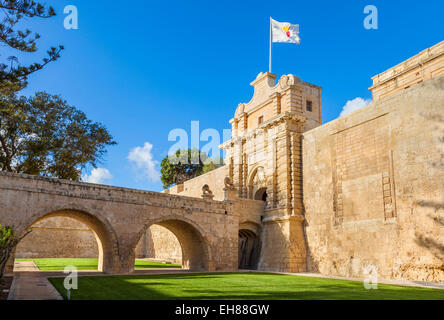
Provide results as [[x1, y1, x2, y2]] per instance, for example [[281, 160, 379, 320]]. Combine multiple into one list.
[[15, 217, 98, 258], [135, 224, 182, 263], [302, 75, 444, 282], [166, 165, 229, 201], [370, 40, 444, 102]]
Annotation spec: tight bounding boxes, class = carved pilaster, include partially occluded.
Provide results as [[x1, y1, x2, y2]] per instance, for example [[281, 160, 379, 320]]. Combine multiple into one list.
[[275, 129, 291, 214], [282, 85, 303, 114], [270, 92, 281, 116], [242, 153, 248, 198], [290, 132, 303, 215], [230, 118, 238, 137]]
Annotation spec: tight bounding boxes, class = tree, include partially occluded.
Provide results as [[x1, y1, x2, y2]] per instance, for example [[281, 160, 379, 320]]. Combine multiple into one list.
[[160, 149, 224, 189], [0, 0, 63, 95], [0, 92, 116, 180], [202, 156, 224, 174], [0, 224, 30, 279]]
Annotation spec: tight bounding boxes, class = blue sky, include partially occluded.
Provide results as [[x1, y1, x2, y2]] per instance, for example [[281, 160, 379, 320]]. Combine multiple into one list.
[[10, 0, 444, 191]]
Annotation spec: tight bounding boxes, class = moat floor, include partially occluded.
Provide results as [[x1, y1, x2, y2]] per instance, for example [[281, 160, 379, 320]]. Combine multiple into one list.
[[15, 258, 181, 270], [7, 260, 443, 300], [46, 272, 444, 300]]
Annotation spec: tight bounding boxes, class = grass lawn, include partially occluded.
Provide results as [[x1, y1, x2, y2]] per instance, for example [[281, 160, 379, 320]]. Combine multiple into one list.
[[48, 272, 444, 300], [16, 258, 181, 271]]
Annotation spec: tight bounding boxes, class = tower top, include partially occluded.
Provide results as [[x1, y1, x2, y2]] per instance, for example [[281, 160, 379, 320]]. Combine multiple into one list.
[[228, 72, 322, 137]]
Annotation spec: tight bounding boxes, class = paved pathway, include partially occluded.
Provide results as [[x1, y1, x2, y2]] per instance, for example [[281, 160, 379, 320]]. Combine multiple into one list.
[[8, 272, 63, 300], [7, 260, 189, 300], [12, 260, 39, 272]]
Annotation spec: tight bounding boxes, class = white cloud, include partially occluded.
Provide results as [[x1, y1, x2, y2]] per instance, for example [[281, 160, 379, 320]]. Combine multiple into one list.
[[127, 142, 160, 182], [82, 168, 113, 184], [339, 97, 372, 117]]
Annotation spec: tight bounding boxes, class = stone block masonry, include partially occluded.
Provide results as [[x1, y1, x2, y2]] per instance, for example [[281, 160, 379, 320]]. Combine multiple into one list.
[[303, 75, 444, 282]]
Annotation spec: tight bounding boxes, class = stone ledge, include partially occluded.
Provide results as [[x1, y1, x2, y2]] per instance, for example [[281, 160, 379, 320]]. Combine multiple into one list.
[[262, 215, 304, 224], [0, 172, 232, 214]]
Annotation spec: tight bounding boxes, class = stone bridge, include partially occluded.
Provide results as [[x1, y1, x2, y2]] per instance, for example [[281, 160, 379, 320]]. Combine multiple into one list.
[[0, 172, 258, 274]]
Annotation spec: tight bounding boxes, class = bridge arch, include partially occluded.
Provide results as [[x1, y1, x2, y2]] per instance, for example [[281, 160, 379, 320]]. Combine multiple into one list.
[[18, 207, 119, 273], [134, 215, 212, 271]]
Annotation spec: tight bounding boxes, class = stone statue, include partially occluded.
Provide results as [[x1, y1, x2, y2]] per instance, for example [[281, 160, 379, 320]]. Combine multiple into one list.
[[224, 177, 235, 190], [201, 184, 214, 200], [202, 184, 213, 195]]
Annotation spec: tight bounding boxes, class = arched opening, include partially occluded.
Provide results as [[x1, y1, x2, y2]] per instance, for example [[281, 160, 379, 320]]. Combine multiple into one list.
[[238, 228, 261, 270], [134, 219, 210, 271], [248, 166, 269, 201], [135, 224, 182, 267], [254, 187, 268, 202], [14, 210, 116, 273]]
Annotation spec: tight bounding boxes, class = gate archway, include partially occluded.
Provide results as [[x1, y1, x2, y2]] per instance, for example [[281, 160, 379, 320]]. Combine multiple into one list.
[[238, 222, 261, 270]]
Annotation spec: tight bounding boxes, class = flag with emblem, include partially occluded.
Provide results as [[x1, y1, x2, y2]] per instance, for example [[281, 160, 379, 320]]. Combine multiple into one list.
[[271, 18, 300, 43]]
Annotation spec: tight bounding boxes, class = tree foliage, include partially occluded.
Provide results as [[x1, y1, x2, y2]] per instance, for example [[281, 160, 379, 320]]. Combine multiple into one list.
[[0, 2, 116, 181], [0, 92, 116, 180], [0, 0, 63, 95], [0, 224, 30, 279], [160, 149, 224, 189]]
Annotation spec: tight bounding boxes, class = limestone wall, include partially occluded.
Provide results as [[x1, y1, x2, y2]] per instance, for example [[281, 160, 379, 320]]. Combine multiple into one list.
[[370, 40, 444, 102], [166, 165, 229, 201], [15, 217, 98, 258], [16, 217, 183, 264], [302, 75, 444, 282], [135, 224, 182, 263]]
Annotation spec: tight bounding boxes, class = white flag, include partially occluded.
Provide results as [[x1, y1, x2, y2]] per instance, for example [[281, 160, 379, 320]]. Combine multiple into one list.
[[271, 18, 300, 44]]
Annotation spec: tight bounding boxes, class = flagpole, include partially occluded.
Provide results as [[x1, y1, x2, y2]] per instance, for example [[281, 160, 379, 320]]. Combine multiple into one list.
[[269, 17, 272, 73]]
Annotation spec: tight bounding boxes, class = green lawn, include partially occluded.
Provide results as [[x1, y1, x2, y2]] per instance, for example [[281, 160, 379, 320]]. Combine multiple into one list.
[[16, 258, 181, 271], [48, 272, 444, 300]]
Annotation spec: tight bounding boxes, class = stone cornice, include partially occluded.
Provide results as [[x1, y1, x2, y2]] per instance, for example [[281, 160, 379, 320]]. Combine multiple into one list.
[[261, 112, 306, 129], [220, 112, 305, 149], [262, 214, 305, 224]]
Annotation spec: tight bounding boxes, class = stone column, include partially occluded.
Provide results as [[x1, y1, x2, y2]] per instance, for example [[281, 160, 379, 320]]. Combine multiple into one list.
[[290, 132, 303, 215], [237, 113, 248, 135], [275, 124, 291, 215], [232, 138, 244, 198], [266, 132, 278, 209], [230, 118, 238, 138], [110, 246, 135, 274], [4, 249, 16, 275]]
